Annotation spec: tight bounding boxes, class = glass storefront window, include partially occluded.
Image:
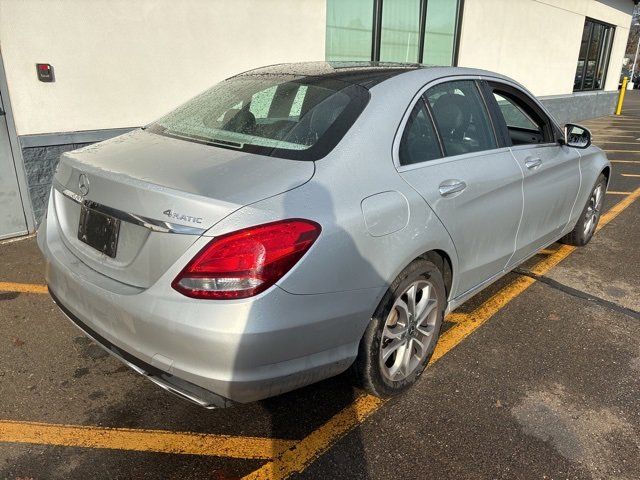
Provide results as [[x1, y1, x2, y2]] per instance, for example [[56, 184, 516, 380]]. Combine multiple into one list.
[[573, 18, 615, 92], [325, 0, 460, 66], [379, 0, 421, 63], [423, 0, 458, 65], [326, 0, 374, 61]]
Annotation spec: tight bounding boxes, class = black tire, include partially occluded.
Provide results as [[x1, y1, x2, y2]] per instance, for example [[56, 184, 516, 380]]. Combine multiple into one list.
[[560, 173, 607, 246], [353, 259, 446, 398]]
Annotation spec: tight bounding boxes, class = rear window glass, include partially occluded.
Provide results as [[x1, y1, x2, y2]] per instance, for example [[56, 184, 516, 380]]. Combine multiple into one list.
[[147, 75, 369, 161]]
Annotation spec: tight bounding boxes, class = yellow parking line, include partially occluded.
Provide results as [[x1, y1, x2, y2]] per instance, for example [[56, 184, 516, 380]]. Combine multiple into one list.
[[241, 395, 385, 480], [592, 135, 637, 138], [611, 160, 640, 164], [621, 173, 640, 177], [243, 187, 640, 480], [0, 282, 48, 294], [607, 191, 633, 195], [603, 150, 640, 154], [596, 141, 640, 144], [0, 420, 295, 460], [591, 134, 640, 138], [586, 117, 639, 122]]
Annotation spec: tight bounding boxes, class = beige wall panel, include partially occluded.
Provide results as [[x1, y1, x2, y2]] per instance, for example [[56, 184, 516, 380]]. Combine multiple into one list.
[[0, 0, 326, 135], [457, 0, 634, 96]]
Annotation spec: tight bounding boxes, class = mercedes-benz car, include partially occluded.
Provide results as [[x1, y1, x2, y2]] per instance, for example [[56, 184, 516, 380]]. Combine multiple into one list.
[[38, 62, 609, 407]]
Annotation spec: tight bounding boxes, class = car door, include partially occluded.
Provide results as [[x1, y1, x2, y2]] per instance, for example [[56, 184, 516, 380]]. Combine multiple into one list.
[[396, 79, 523, 298], [484, 81, 580, 266]]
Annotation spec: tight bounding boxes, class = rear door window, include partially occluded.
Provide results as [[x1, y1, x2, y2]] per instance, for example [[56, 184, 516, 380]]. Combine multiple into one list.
[[424, 80, 497, 157], [399, 101, 442, 166]]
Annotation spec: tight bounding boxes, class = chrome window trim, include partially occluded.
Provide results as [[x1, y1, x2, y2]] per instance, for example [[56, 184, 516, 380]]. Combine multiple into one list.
[[396, 146, 512, 173], [509, 142, 560, 153], [58, 186, 206, 235]]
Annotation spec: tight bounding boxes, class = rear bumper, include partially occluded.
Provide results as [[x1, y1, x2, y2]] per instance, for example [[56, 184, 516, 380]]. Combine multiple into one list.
[[39, 210, 383, 405], [49, 288, 231, 408]]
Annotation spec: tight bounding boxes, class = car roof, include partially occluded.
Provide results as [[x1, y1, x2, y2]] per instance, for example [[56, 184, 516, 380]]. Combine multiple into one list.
[[234, 61, 523, 90], [235, 61, 430, 89]]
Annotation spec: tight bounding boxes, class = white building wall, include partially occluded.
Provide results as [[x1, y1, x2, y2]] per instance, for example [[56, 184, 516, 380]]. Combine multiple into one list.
[[0, 0, 327, 136], [457, 0, 633, 96]]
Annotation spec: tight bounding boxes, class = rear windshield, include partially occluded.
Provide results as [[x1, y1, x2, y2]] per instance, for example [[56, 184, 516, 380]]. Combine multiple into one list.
[[147, 74, 369, 161]]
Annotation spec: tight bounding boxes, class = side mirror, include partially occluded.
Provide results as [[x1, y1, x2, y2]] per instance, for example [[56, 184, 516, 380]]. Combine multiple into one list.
[[563, 123, 591, 149]]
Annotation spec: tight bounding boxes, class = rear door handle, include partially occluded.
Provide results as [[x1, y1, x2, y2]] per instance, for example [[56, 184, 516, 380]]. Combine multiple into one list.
[[525, 157, 542, 169], [439, 179, 467, 197]]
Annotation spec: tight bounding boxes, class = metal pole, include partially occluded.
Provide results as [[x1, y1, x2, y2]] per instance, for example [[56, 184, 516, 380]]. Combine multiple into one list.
[[616, 77, 628, 115]]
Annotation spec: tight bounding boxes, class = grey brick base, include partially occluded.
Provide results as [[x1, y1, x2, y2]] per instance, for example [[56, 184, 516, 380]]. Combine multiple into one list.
[[540, 90, 618, 125]]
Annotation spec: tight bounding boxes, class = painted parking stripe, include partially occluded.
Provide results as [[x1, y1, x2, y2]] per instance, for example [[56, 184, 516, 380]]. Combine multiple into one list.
[[621, 173, 640, 177], [242, 187, 640, 480], [0, 233, 36, 246], [607, 191, 633, 195], [585, 117, 639, 122], [0, 282, 48, 294], [592, 135, 637, 139], [611, 160, 640, 164], [0, 420, 296, 460]]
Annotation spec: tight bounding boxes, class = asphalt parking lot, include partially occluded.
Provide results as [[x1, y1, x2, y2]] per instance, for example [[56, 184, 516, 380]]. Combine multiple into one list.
[[1, 92, 639, 480]]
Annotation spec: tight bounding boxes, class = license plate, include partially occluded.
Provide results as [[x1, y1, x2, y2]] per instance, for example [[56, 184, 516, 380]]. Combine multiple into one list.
[[78, 205, 121, 258]]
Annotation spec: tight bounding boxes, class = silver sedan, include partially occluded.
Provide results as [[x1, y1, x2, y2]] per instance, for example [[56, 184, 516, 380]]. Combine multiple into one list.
[[38, 62, 609, 407]]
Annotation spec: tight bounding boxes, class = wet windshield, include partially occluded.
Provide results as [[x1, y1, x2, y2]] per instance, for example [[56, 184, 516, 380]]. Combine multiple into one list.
[[148, 74, 369, 160]]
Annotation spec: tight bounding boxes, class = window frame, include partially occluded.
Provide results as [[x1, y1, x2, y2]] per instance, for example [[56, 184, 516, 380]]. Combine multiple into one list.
[[393, 76, 506, 171], [482, 80, 563, 149], [573, 17, 615, 92]]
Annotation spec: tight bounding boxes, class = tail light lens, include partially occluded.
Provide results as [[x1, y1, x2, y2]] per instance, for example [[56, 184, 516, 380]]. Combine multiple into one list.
[[172, 219, 321, 299]]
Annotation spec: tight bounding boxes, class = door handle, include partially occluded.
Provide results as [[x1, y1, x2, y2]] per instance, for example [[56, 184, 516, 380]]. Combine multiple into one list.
[[439, 180, 467, 197], [525, 157, 542, 169]]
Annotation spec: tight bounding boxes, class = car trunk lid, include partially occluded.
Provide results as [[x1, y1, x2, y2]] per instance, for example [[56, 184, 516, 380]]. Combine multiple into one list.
[[51, 129, 314, 288]]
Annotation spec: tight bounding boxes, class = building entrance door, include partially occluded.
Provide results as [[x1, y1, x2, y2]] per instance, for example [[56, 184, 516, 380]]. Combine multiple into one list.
[[0, 91, 28, 239]]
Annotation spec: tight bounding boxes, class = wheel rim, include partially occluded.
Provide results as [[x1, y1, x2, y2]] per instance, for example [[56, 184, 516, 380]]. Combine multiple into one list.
[[379, 279, 439, 382], [583, 184, 603, 237]]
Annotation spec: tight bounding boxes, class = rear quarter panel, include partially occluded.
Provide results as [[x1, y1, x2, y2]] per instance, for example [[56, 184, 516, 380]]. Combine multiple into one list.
[[203, 76, 460, 301]]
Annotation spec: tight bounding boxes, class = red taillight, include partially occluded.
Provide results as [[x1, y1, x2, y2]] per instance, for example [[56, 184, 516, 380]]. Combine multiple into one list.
[[172, 219, 321, 299]]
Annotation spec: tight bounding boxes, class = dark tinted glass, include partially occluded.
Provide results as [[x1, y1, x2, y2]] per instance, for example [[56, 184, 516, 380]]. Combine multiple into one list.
[[574, 19, 614, 92], [574, 23, 591, 90], [148, 75, 369, 161], [399, 101, 442, 165], [583, 23, 604, 90], [425, 80, 496, 157]]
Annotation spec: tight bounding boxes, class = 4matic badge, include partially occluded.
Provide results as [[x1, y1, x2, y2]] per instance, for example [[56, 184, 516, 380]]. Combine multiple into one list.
[[162, 209, 203, 224]]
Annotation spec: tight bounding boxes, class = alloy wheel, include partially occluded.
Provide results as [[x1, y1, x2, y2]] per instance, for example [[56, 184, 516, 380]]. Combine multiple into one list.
[[583, 184, 604, 237], [379, 280, 439, 382]]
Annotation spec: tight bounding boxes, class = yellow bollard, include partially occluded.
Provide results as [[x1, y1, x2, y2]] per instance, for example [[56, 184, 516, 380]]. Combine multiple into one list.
[[615, 77, 628, 115]]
